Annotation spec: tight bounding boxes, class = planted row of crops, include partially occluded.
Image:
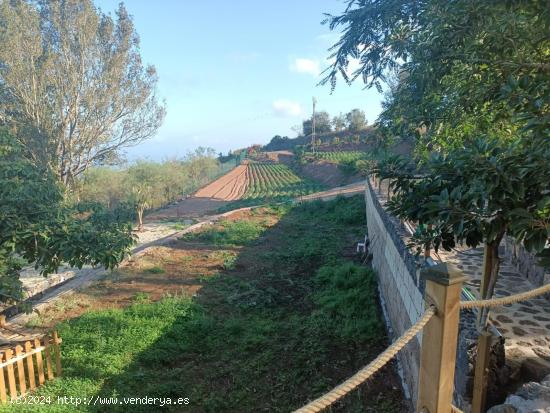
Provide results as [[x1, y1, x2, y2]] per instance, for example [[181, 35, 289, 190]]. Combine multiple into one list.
[[305, 151, 367, 164], [244, 162, 323, 200]]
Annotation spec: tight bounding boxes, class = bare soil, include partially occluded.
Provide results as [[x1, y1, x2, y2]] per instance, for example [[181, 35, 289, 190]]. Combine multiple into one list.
[[195, 164, 248, 200], [300, 160, 363, 187]]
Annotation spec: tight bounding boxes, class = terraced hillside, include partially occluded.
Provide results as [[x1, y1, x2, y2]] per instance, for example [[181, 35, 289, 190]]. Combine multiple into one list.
[[243, 162, 323, 201]]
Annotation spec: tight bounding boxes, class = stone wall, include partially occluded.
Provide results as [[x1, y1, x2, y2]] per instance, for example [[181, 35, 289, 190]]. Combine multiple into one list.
[[504, 237, 550, 290]]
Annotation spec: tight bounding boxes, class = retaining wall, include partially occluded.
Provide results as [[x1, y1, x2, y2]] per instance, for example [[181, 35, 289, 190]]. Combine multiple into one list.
[[365, 177, 477, 410], [364, 178, 424, 405]]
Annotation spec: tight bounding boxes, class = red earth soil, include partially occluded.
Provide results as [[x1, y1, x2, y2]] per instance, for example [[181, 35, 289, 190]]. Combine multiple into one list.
[[194, 164, 248, 201]]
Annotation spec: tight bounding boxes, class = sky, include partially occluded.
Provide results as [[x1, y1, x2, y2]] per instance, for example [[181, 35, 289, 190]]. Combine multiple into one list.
[[95, 0, 384, 160]]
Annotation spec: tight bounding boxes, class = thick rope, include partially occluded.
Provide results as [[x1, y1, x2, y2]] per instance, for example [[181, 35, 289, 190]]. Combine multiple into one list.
[[461, 283, 550, 309], [293, 306, 436, 413]]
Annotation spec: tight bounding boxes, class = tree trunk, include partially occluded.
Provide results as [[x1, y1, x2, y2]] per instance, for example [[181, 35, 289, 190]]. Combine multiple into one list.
[[477, 233, 504, 328], [137, 208, 144, 232], [472, 234, 503, 413]]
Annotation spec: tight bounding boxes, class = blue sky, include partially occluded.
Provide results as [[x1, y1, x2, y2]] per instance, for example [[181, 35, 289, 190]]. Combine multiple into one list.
[[95, 0, 383, 160]]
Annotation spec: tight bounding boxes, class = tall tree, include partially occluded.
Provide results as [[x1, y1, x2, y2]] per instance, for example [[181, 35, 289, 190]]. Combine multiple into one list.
[[346, 108, 367, 131], [321, 0, 549, 152], [0, 0, 165, 187], [302, 111, 332, 136], [332, 113, 347, 131]]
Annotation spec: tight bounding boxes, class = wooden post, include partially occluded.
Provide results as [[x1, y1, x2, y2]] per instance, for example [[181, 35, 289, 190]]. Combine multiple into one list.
[[4, 349, 17, 400], [24, 341, 36, 391], [14, 345, 26, 396], [0, 352, 7, 403], [417, 263, 467, 413], [52, 331, 62, 376], [34, 338, 45, 385], [471, 330, 492, 413], [43, 336, 54, 380]]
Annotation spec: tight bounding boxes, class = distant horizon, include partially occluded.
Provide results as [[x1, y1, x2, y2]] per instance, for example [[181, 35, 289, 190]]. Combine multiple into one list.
[[94, 0, 383, 161]]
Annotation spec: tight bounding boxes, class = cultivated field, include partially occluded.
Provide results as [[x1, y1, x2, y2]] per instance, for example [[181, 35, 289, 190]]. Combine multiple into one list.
[[305, 151, 367, 163], [194, 163, 248, 201], [243, 161, 323, 200]]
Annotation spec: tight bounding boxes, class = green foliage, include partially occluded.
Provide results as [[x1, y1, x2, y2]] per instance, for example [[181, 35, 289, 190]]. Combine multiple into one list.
[[376, 139, 549, 266], [263, 135, 292, 151], [78, 148, 235, 221], [314, 263, 382, 342], [5, 196, 397, 413], [323, 0, 549, 152], [0, 0, 165, 185], [182, 219, 266, 247], [303, 111, 332, 136], [145, 266, 165, 274], [345, 109, 367, 131], [0, 130, 135, 305]]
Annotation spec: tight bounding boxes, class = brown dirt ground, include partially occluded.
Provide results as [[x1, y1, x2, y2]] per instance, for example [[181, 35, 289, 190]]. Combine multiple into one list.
[[194, 164, 248, 200], [145, 196, 229, 221], [300, 160, 363, 187], [26, 207, 277, 329]]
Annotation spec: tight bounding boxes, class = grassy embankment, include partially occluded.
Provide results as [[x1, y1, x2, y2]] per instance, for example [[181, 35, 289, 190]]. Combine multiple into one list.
[[7, 196, 406, 413]]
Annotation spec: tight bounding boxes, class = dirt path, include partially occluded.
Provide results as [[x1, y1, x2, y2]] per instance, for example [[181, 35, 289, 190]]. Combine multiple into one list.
[[299, 181, 364, 201]]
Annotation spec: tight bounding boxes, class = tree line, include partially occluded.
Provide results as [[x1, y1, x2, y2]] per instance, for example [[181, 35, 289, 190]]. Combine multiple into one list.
[[77, 148, 235, 230], [0, 0, 168, 306], [301, 108, 367, 136]]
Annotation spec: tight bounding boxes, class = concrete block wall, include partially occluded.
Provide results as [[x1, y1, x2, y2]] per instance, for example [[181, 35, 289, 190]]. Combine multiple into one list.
[[365, 177, 499, 411], [365, 178, 424, 404]]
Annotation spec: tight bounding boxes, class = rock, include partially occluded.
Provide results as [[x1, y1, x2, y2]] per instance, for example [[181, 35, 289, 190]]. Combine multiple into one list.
[[521, 357, 550, 382], [489, 377, 550, 413], [516, 382, 550, 402], [487, 404, 518, 413]]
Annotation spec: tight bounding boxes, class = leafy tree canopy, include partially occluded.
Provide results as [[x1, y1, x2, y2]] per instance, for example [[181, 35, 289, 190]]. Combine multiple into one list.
[[0, 129, 135, 306], [303, 111, 332, 136], [0, 0, 165, 187], [322, 0, 549, 152]]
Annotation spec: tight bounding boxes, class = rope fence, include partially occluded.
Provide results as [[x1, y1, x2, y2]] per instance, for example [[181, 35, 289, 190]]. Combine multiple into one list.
[[461, 282, 550, 309], [293, 306, 436, 413], [293, 275, 550, 413]]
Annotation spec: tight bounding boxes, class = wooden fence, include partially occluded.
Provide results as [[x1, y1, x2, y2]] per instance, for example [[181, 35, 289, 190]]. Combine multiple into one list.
[[0, 331, 62, 403]]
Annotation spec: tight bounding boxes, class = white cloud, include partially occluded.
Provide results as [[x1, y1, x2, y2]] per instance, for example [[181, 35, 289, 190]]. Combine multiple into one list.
[[347, 57, 362, 76], [272, 99, 303, 117], [290, 58, 320, 77]]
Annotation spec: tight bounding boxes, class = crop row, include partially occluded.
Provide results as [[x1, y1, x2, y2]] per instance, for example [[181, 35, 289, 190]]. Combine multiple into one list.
[[244, 163, 323, 200], [305, 151, 367, 163]]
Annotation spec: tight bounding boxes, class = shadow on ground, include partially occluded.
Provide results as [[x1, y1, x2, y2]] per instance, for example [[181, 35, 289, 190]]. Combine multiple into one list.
[[37, 196, 408, 413]]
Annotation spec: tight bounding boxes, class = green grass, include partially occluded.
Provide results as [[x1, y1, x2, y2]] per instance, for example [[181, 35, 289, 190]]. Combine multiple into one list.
[[304, 151, 368, 164], [180, 219, 266, 246], [3, 196, 405, 413], [145, 266, 165, 274]]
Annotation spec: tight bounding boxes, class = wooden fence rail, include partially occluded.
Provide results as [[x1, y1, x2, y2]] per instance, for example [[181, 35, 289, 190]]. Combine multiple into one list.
[[0, 331, 61, 403]]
